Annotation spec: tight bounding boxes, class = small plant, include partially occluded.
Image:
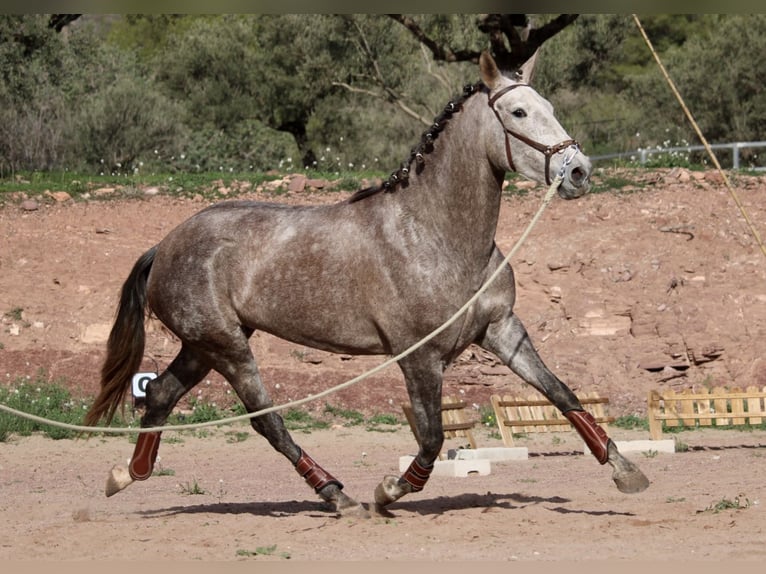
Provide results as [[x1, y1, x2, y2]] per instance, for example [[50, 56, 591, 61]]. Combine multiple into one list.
[[4, 306, 24, 321], [153, 464, 175, 477], [366, 413, 401, 433], [281, 409, 329, 432], [674, 438, 689, 452], [179, 478, 206, 495], [236, 545, 290, 559], [226, 431, 250, 443], [367, 413, 399, 426], [613, 414, 649, 431], [479, 405, 496, 427], [698, 494, 750, 514], [642, 449, 659, 458], [323, 404, 364, 426], [0, 373, 111, 441], [665, 496, 686, 503]]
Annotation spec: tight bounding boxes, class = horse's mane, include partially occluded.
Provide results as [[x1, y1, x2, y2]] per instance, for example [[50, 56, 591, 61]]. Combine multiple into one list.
[[348, 81, 487, 203]]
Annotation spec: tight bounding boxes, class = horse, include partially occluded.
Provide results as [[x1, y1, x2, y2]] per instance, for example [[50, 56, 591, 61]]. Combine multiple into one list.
[[84, 51, 649, 515]]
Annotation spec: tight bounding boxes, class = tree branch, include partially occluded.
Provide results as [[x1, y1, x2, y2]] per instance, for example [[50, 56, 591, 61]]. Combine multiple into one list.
[[387, 14, 480, 63], [48, 14, 81, 32], [389, 13, 580, 73], [332, 81, 432, 126]]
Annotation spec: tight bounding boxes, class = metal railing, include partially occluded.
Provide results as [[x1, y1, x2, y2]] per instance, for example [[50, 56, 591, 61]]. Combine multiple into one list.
[[591, 141, 766, 170]]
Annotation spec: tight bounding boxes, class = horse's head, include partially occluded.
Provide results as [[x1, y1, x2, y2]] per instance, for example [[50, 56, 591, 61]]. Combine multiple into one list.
[[480, 51, 591, 199]]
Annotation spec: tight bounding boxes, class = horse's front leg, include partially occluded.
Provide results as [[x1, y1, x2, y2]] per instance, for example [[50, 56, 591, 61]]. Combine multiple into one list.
[[479, 312, 650, 494], [374, 355, 444, 509]]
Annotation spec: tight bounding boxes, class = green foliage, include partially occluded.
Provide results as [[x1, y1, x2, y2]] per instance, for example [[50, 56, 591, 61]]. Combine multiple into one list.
[[74, 76, 185, 172], [282, 408, 330, 432], [613, 414, 649, 431], [323, 404, 364, 426], [699, 494, 750, 514], [0, 374, 91, 440], [3, 14, 766, 178], [179, 478, 207, 495]]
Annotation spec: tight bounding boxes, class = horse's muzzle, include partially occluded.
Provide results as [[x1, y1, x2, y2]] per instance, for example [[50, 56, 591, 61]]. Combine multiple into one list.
[[557, 156, 592, 199]]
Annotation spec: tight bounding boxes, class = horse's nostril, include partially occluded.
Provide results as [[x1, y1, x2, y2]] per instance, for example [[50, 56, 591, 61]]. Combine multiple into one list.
[[570, 166, 586, 185]]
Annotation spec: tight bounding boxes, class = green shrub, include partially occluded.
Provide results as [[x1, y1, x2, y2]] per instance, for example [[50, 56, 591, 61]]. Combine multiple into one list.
[[0, 376, 91, 440]]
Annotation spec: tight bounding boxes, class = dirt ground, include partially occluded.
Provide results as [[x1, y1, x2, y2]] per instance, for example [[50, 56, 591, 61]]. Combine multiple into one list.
[[1, 167, 766, 561]]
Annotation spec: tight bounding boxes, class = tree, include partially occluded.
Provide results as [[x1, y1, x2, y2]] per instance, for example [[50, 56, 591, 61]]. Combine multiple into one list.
[[631, 15, 766, 150], [148, 14, 581, 168]]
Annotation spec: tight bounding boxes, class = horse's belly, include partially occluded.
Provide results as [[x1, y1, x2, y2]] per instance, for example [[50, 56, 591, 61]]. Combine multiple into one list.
[[247, 309, 389, 356]]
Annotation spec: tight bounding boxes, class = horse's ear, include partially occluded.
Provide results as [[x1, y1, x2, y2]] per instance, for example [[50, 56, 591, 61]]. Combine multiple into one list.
[[517, 49, 539, 84], [479, 50, 503, 90]]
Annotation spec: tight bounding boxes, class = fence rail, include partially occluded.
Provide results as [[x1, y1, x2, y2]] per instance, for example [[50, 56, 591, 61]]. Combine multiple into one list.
[[490, 392, 612, 447], [647, 387, 766, 440], [591, 141, 766, 170]]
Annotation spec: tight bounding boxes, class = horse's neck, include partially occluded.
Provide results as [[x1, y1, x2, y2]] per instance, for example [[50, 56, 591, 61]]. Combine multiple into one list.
[[394, 98, 504, 259]]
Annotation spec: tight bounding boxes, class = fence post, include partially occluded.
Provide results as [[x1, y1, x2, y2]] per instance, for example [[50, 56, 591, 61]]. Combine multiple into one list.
[[647, 391, 663, 440]]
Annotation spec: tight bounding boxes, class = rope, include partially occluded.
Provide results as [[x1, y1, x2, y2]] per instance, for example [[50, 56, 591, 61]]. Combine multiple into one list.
[[0, 174, 564, 435], [632, 14, 766, 260]]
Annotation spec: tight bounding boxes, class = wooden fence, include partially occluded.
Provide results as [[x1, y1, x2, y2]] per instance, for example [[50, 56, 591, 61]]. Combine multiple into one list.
[[647, 386, 766, 440], [490, 392, 613, 447]]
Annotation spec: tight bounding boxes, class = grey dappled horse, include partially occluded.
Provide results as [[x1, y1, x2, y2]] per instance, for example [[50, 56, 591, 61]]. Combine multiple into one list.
[[84, 52, 649, 515]]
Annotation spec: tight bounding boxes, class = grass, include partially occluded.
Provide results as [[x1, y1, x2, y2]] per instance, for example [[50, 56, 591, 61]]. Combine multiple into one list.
[[0, 168, 387, 205], [613, 414, 650, 431], [1, 163, 721, 208], [179, 478, 206, 495], [3, 374, 766, 444], [0, 371, 136, 441], [698, 494, 750, 514], [4, 306, 24, 321]]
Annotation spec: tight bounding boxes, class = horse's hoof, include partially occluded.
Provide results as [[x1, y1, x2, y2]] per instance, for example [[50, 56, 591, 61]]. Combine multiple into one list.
[[105, 465, 134, 497], [374, 475, 401, 507], [613, 467, 650, 494]]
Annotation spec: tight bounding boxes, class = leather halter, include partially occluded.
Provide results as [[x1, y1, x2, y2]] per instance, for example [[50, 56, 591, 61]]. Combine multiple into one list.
[[488, 83, 579, 186]]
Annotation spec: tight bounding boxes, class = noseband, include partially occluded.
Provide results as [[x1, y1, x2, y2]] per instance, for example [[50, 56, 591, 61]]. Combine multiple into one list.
[[488, 84, 580, 186]]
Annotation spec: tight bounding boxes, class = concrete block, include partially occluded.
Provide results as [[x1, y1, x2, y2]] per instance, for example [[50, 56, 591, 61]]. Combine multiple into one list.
[[449, 447, 528, 461], [582, 439, 675, 456], [399, 455, 491, 477]]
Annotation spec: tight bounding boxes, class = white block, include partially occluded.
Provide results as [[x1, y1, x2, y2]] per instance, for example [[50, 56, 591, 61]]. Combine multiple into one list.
[[582, 439, 675, 456], [399, 456, 491, 477], [451, 447, 528, 461]]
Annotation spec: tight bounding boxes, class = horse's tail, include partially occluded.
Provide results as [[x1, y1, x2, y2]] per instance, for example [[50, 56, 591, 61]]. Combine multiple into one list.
[[83, 246, 158, 426]]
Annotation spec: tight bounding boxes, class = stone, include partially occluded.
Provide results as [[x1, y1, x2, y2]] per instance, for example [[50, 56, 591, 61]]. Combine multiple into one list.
[[288, 175, 307, 193], [20, 199, 39, 211]]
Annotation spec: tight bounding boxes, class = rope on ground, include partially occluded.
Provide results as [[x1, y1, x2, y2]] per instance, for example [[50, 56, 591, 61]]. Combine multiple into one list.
[[0, 175, 564, 435], [632, 14, 766, 260]]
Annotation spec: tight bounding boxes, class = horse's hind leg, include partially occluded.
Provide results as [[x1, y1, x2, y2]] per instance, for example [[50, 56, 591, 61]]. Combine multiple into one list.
[[479, 312, 650, 494], [202, 335, 366, 516], [106, 344, 212, 496]]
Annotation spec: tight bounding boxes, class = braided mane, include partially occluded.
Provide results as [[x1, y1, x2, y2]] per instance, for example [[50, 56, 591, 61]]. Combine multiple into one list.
[[348, 81, 486, 203]]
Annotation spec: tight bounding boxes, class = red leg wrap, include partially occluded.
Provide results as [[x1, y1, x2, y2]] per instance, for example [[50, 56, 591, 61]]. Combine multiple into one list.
[[294, 450, 343, 493], [402, 458, 434, 492], [129, 431, 162, 481], [564, 410, 610, 464]]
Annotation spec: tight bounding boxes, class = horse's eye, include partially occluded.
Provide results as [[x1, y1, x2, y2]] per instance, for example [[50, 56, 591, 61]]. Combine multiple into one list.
[[512, 109, 527, 118]]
